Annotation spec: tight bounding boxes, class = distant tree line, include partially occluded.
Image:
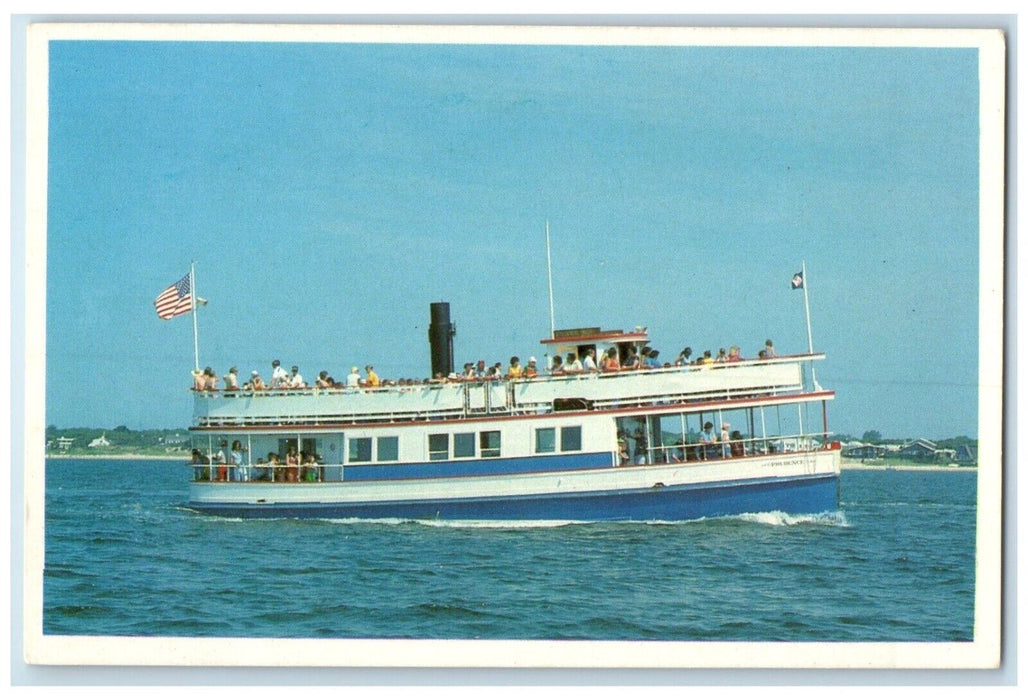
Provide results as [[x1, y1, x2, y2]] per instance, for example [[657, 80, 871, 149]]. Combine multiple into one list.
[[828, 430, 978, 449], [45, 425, 191, 454]]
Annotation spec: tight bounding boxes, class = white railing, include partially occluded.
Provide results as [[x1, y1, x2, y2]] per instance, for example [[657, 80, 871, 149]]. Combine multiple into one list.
[[193, 354, 823, 428]]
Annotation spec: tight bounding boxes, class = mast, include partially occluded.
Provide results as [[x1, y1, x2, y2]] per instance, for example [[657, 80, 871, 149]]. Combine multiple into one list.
[[190, 261, 200, 371], [800, 260, 819, 390], [545, 220, 555, 338]]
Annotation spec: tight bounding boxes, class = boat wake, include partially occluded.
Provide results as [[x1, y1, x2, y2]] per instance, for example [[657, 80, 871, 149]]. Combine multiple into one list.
[[734, 510, 849, 528]]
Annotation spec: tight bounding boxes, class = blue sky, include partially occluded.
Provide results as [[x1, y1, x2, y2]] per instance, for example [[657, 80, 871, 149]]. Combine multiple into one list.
[[43, 39, 981, 439]]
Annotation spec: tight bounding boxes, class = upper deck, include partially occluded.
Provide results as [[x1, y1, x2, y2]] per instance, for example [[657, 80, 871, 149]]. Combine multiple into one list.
[[191, 353, 826, 429]]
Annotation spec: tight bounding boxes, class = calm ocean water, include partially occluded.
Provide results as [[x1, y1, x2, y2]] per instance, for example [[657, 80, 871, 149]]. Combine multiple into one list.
[[43, 458, 976, 641]]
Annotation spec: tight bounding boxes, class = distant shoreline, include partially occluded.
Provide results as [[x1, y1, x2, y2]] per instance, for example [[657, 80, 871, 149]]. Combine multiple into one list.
[[46, 453, 188, 462], [46, 454, 978, 471], [840, 459, 975, 473]]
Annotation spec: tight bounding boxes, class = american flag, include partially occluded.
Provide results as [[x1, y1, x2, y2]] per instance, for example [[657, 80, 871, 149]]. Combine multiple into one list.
[[154, 272, 194, 320]]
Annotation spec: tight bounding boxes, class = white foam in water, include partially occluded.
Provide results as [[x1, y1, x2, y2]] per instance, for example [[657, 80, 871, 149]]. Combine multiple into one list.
[[736, 510, 849, 527]]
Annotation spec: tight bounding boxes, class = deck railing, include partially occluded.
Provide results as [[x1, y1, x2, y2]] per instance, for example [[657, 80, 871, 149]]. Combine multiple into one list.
[[192, 354, 824, 428]]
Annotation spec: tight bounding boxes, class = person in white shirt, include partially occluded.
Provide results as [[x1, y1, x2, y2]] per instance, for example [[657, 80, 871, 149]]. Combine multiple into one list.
[[288, 366, 305, 388], [582, 348, 598, 372], [346, 366, 361, 387], [270, 360, 289, 388]]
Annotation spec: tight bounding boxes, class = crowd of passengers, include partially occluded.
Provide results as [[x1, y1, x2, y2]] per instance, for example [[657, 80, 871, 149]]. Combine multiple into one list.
[[617, 420, 767, 467], [191, 442, 324, 483], [190, 340, 780, 392]]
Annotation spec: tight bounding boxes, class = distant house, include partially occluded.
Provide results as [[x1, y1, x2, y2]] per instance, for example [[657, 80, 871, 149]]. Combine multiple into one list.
[[897, 438, 938, 461], [88, 433, 111, 448], [897, 438, 957, 464], [955, 445, 978, 465], [842, 444, 886, 460], [48, 436, 75, 452]]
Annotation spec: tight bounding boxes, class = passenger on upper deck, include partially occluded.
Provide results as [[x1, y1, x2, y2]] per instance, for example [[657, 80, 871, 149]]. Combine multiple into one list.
[[224, 367, 240, 391], [549, 354, 565, 375], [192, 369, 205, 391], [365, 365, 380, 387], [524, 357, 539, 378], [764, 339, 777, 358], [675, 347, 693, 366], [476, 360, 487, 377], [624, 346, 640, 370], [600, 347, 620, 371], [346, 366, 361, 387], [288, 366, 306, 388], [715, 348, 728, 363], [729, 430, 745, 457], [488, 362, 503, 379], [565, 352, 583, 372], [245, 370, 267, 391], [700, 351, 714, 366], [507, 356, 523, 379], [727, 345, 742, 362], [582, 348, 598, 372], [462, 362, 476, 379], [270, 360, 289, 388], [203, 367, 219, 390], [315, 370, 331, 388], [645, 349, 661, 369]]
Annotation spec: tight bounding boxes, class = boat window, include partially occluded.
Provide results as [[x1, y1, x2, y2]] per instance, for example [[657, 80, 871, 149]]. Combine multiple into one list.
[[348, 437, 372, 463], [454, 432, 476, 459], [535, 428, 556, 454], [560, 426, 582, 452], [428, 433, 449, 461], [480, 430, 501, 458], [377, 436, 399, 462]]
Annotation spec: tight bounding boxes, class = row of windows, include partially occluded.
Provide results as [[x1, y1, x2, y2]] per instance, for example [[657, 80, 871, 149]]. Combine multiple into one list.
[[346, 426, 584, 464]]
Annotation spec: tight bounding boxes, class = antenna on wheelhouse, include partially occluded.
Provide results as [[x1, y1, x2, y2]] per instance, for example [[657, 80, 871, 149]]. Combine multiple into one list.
[[545, 220, 556, 338]]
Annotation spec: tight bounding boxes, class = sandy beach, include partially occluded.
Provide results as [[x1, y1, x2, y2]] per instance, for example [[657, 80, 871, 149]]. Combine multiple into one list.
[[45, 453, 189, 461], [840, 458, 976, 473]]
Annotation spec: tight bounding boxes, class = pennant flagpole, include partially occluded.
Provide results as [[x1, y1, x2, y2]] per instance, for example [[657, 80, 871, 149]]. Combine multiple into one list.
[[190, 262, 200, 372], [799, 260, 819, 389]]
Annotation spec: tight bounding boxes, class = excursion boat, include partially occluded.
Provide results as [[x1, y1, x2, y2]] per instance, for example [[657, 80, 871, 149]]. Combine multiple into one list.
[[185, 303, 841, 520]]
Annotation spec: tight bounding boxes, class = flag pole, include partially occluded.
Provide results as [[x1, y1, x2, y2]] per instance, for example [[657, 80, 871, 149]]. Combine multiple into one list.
[[190, 261, 200, 371], [800, 260, 818, 389], [545, 220, 555, 338]]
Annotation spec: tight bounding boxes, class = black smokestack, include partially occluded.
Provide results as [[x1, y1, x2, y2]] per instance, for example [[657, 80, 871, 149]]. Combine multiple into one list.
[[428, 302, 455, 378]]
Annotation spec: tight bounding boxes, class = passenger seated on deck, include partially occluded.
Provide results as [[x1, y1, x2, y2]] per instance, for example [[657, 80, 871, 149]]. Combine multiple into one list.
[[346, 366, 361, 387], [698, 422, 718, 459], [191, 369, 205, 391], [675, 347, 693, 366], [462, 362, 476, 379], [715, 348, 728, 363], [488, 362, 503, 379], [223, 367, 240, 391], [764, 339, 777, 358], [646, 349, 661, 368], [288, 366, 306, 388], [727, 346, 742, 362], [730, 430, 746, 457], [316, 370, 332, 389], [700, 351, 714, 366]]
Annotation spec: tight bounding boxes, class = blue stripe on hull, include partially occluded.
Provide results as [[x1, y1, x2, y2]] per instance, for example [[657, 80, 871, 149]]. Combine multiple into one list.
[[344, 451, 614, 481], [187, 473, 840, 521]]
